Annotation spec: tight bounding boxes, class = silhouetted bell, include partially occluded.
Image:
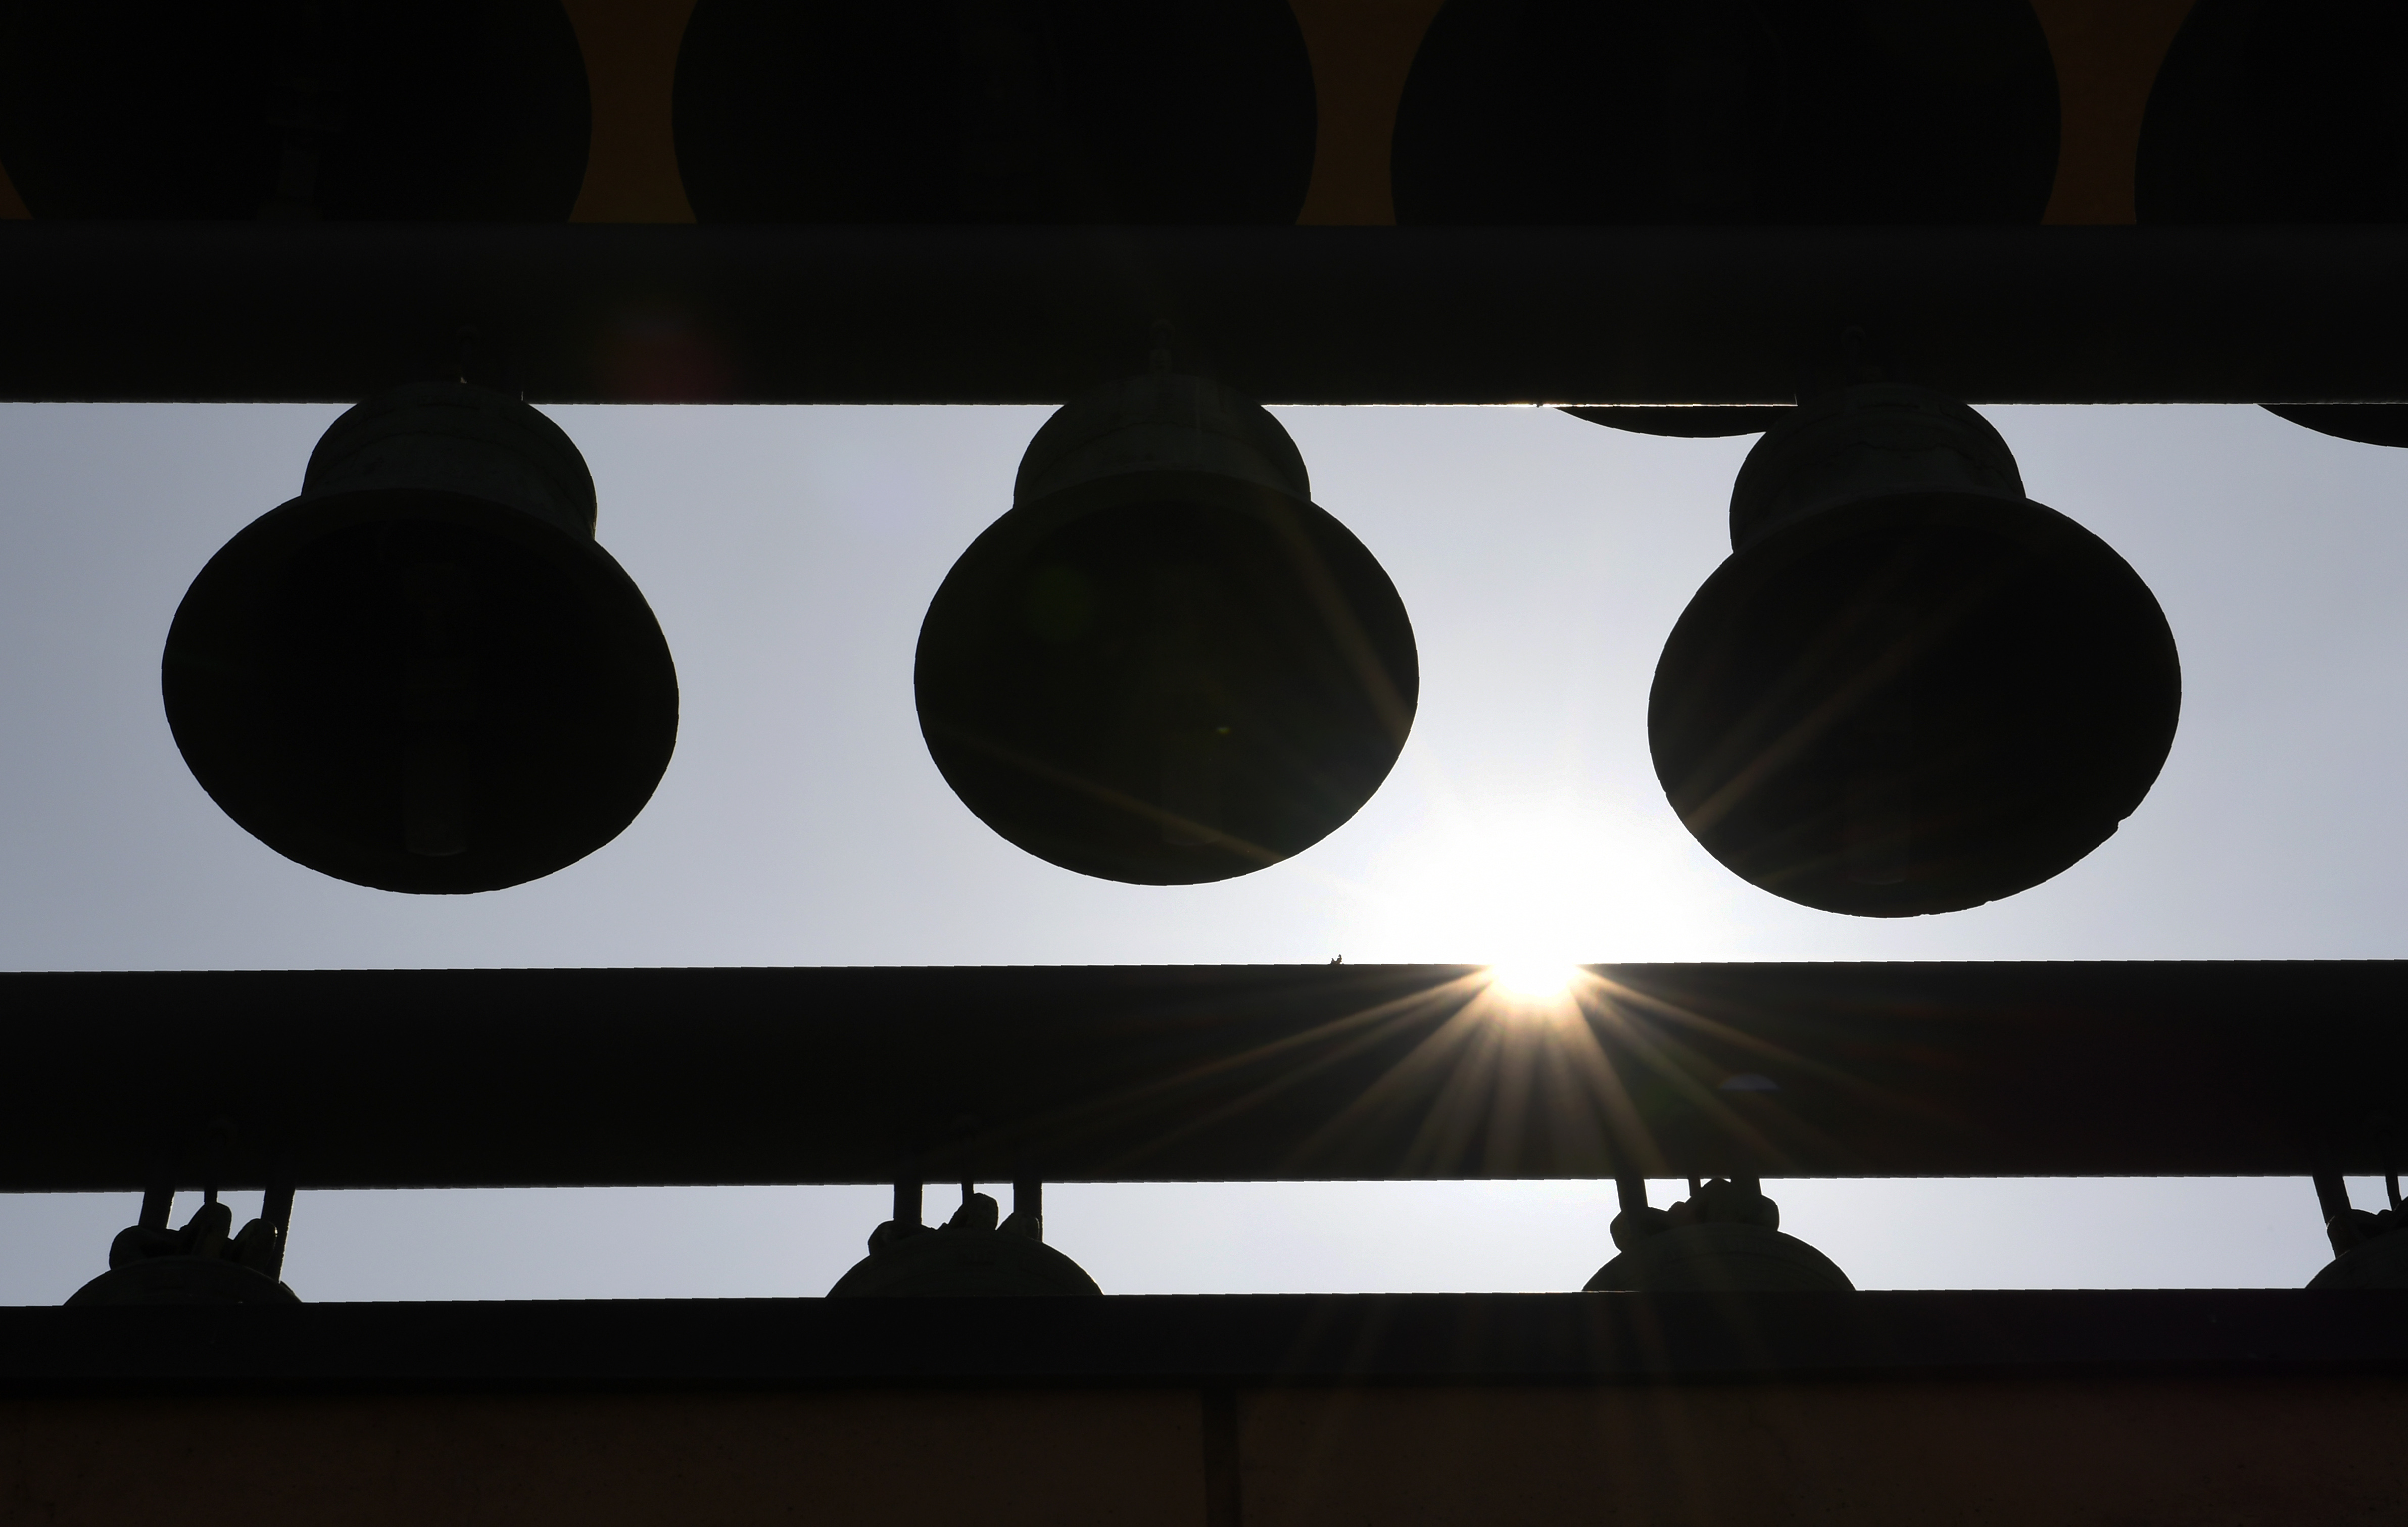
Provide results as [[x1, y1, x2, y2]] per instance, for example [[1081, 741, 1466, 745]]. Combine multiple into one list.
[[2262, 405, 2408, 449], [1650, 383, 2181, 916], [830, 1185, 1100, 1297], [1585, 1178, 1851, 1293], [2310, 1213, 2408, 1289], [67, 1191, 297, 1306], [2307, 1174, 2408, 1290], [916, 369, 1418, 883], [163, 383, 678, 893], [1563, 405, 1793, 438]]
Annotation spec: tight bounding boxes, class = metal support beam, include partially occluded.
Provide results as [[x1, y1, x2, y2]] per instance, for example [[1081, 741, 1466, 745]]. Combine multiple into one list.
[[2, 224, 2405, 408], [3, 1290, 2403, 1385], [2, 1294, 2402, 1527], [2, 962, 2404, 1191]]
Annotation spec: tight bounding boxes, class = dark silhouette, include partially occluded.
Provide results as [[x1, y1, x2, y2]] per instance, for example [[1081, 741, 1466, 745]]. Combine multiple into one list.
[[0, 0, 590, 221], [672, 0, 1315, 225], [1393, 0, 2059, 228], [1587, 1176, 1852, 1293], [916, 362, 1417, 884], [829, 1180, 1102, 1296], [1650, 376, 2180, 915], [162, 383, 678, 893]]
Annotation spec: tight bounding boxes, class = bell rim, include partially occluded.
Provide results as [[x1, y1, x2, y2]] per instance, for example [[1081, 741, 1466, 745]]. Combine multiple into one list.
[[1649, 488, 2181, 918], [162, 486, 679, 896], [914, 472, 1419, 887], [2262, 403, 2408, 450]]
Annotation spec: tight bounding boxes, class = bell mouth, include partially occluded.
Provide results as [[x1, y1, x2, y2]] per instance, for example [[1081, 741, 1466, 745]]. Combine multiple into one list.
[[164, 484, 678, 895], [1651, 488, 2180, 917], [917, 468, 1417, 885]]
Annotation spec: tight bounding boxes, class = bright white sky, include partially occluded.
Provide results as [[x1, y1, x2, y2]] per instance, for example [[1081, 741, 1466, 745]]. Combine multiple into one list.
[[0, 400, 2399, 1301]]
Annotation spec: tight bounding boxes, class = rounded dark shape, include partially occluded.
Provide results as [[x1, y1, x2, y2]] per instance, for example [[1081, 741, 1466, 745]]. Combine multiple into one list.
[[2138, 0, 2408, 224], [1563, 405, 1795, 438], [2263, 405, 2408, 450], [672, 0, 1316, 224], [918, 383, 1415, 884], [163, 386, 678, 895], [2307, 1230, 2408, 1290], [1015, 370, 1314, 504], [0, 0, 590, 220], [67, 1257, 300, 1306], [1726, 383, 2028, 546], [828, 1228, 1103, 1297], [1392, 0, 2058, 226], [919, 480, 1418, 883], [1585, 1223, 1854, 1292], [1652, 489, 2181, 916]]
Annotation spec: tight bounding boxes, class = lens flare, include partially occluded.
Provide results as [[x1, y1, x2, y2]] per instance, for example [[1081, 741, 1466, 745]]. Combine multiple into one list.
[[1485, 961, 1586, 1004]]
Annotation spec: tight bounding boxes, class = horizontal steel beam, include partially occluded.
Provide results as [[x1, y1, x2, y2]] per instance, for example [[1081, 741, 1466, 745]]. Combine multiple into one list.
[[4, 1292, 2401, 1386], [2, 224, 2406, 407], [10, 1296, 2404, 1527], [5, 962, 2402, 1192]]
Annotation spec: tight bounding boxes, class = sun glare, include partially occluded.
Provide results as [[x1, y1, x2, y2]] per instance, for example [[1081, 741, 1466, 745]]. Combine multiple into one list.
[[1484, 961, 1587, 1004]]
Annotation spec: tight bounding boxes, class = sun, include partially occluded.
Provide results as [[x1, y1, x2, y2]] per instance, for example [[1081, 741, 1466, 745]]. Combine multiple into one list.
[[1485, 961, 1588, 1004]]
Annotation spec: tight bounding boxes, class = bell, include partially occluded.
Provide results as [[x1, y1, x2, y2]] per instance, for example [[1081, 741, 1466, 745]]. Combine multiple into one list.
[[66, 1189, 298, 1306], [1585, 1177, 1851, 1293], [2307, 1173, 2408, 1290], [1649, 382, 2181, 916], [915, 367, 1417, 883], [0, 1, 592, 221], [829, 1183, 1101, 1297], [2262, 405, 2408, 449], [2134, 0, 2408, 228], [1390, 0, 2060, 228], [163, 383, 678, 894], [670, 0, 1318, 225], [1563, 405, 1793, 438]]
